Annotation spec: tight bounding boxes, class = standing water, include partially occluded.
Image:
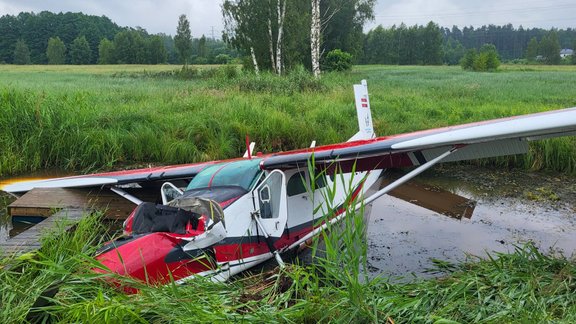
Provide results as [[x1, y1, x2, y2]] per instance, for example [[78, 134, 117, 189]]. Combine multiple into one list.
[[367, 165, 576, 280]]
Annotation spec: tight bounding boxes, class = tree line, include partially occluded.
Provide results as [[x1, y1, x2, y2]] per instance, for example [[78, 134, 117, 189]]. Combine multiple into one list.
[[363, 23, 575, 66], [2, 8, 575, 68], [1, 11, 237, 65]]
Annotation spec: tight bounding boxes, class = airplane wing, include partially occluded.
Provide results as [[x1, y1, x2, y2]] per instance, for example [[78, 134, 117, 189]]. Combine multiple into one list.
[[261, 107, 576, 172], [3, 161, 217, 194]]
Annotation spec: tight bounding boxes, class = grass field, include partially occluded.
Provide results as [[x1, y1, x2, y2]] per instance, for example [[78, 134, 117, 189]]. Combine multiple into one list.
[[1, 64, 575, 176]]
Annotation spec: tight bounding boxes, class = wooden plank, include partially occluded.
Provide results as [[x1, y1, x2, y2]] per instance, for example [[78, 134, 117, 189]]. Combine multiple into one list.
[[9, 187, 157, 220], [1, 208, 87, 257]]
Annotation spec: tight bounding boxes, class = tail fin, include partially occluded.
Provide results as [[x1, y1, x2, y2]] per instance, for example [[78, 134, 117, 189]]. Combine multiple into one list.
[[348, 80, 375, 142]]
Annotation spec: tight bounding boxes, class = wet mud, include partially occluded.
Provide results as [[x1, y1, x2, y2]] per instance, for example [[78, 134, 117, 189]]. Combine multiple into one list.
[[367, 165, 576, 280]]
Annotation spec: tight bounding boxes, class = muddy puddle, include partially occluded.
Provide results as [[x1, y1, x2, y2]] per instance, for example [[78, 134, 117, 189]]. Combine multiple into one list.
[[367, 165, 576, 280]]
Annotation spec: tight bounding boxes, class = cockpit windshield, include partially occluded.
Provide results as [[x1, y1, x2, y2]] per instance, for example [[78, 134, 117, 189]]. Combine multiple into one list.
[[186, 159, 263, 191]]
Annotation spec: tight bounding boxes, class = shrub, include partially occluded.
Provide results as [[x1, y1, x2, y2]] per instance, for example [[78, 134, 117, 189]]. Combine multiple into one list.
[[214, 54, 232, 64], [480, 44, 500, 71], [177, 65, 198, 79], [460, 44, 500, 72], [322, 49, 353, 72], [218, 64, 238, 79]]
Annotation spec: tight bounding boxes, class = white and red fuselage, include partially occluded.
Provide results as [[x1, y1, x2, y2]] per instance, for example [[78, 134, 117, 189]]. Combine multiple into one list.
[[94, 157, 383, 285]]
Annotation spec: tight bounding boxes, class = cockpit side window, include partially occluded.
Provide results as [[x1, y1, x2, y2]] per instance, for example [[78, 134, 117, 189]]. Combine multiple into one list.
[[287, 171, 307, 196]]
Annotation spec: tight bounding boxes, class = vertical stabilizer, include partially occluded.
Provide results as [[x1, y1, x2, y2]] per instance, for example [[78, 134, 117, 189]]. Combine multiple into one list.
[[349, 80, 375, 141]]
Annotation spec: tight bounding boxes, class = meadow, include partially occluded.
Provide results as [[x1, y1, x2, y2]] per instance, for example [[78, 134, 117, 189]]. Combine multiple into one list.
[[1, 64, 576, 177]]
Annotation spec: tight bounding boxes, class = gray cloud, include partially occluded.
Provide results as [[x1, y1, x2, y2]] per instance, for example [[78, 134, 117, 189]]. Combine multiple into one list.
[[369, 0, 576, 30], [0, 0, 224, 37], [0, 0, 574, 39]]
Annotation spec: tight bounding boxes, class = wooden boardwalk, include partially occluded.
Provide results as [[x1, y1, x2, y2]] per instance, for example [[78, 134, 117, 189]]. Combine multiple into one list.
[[8, 187, 153, 220], [0, 208, 88, 257]]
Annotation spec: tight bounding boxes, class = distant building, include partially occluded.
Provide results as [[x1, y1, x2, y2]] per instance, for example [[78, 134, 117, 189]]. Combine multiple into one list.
[[560, 49, 574, 58]]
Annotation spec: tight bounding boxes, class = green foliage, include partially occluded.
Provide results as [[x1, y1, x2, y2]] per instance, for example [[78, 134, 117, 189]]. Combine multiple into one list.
[[0, 12, 123, 64], [223, 0, 375, 73], [460, 48, 476, 70], [321, 0, 376, 60], [460, 44, 500, 71], [69, 36, 92, 65], [146, 35, 168, 64], [323, 49, 353, 72], [364, 22, 444, 65], [13, 39, 31, 65], [0, 213, 107, 323], [113, 30, 146, 64], [443, 37, 466, 65], [237, 66, 326, 94], [174, 14, 192, 65], [480, 43, 501, 70], [97, 38, 115, 64], [198, 35, 208, 60], [525, 37, 539, 62], [573, 40, 576, 65], [46, 37, 66, 64], [443, 24, 576, 63], [539, 31, 562, 65], [215, 54, 232, 64]]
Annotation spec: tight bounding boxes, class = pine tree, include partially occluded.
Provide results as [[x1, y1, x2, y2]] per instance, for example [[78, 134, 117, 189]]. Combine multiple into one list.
[[525, 37, 538, 62], [174, 14, 192, 65]]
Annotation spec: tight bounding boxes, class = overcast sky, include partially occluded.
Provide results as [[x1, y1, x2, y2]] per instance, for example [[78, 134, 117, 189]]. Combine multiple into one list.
[[1, 0, 575, 38]]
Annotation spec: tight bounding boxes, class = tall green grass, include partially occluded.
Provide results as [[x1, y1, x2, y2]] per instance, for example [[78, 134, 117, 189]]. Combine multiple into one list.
[[0, 65, 575, 176]]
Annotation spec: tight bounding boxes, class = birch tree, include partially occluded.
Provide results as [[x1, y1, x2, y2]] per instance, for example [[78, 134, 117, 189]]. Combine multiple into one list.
[[275, 0, 287, 74], [223, 0, 288, 74], [310, 0, 321, 77], [223, 0, 268, 73], [174, 14, 192, 66]]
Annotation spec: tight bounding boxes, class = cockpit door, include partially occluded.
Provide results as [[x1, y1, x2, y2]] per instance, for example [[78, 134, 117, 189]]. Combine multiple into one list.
[[252, 170, 287, 237]]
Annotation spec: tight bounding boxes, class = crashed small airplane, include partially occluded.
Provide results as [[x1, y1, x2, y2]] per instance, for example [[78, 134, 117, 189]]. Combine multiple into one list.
[[3, 80, 576, 285]]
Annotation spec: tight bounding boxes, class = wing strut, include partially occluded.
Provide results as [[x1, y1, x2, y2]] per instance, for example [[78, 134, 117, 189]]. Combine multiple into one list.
[[283, 146, 460, 252], [110, 187, 143, 205]]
